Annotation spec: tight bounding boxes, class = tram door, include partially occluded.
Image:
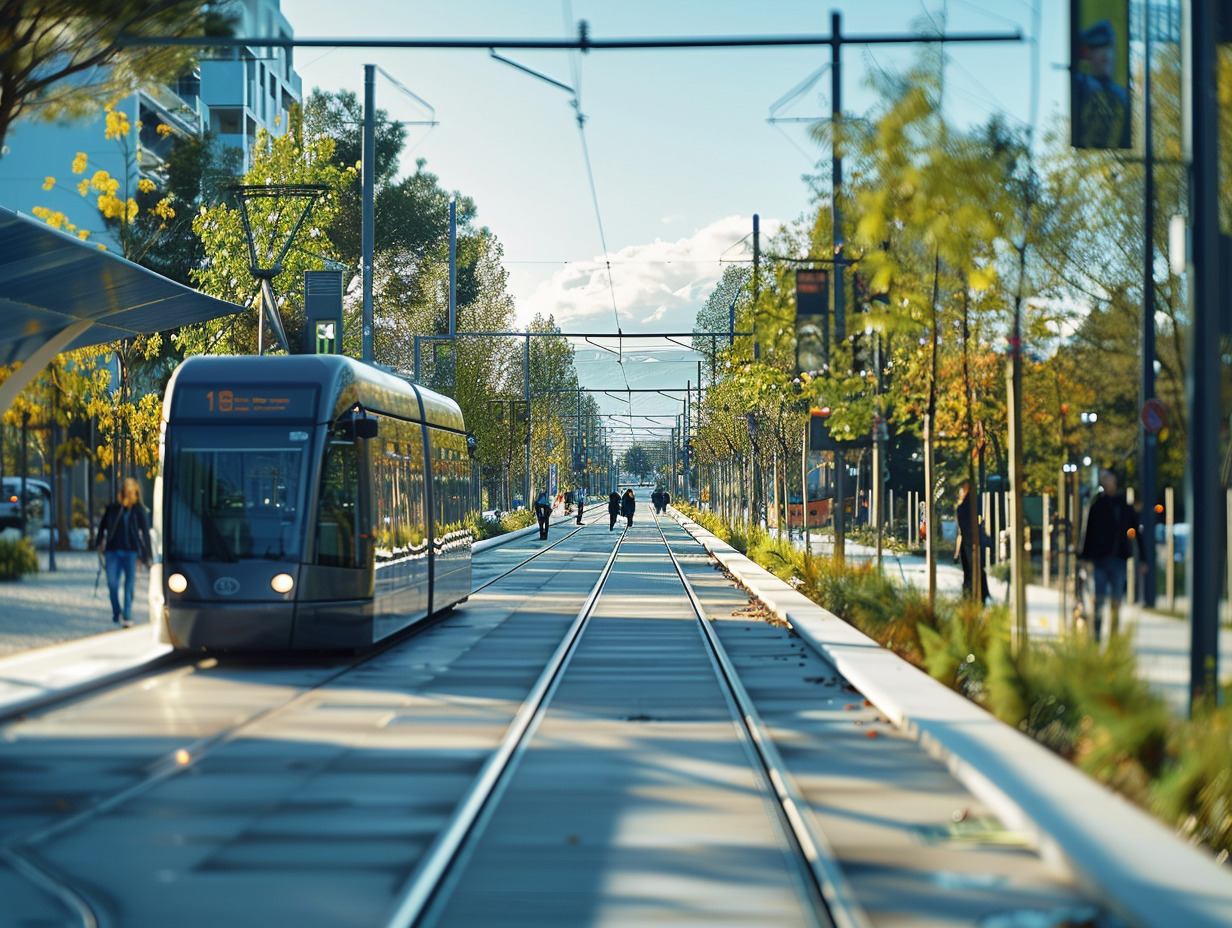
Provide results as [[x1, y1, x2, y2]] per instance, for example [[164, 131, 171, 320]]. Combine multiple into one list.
[[315, 434, 370, 571]]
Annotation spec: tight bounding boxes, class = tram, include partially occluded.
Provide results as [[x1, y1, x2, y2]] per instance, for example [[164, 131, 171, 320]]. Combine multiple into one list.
[[150, 354, 478, 650]]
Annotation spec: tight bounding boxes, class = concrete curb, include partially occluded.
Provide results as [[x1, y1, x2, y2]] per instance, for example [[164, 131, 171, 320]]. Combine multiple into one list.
[[0, 626, 176, 720], [669, 509, 1232, 928]]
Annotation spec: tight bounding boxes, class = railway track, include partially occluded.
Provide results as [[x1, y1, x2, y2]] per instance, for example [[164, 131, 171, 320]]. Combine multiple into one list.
[[0, 517, 617, 927], [0, 510, 1120, 927]]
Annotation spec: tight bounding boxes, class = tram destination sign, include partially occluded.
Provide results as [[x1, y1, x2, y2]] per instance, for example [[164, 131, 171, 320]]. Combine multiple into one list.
[[174, 384, 318, 419]]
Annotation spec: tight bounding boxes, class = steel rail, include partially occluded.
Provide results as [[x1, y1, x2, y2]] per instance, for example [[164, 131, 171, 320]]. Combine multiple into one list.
[[384, 521, 630, 928], [0, 514, 612, 928], [469, 508, 608, 594], [0, 647, 381, 928], [651, 513, 874, 928]]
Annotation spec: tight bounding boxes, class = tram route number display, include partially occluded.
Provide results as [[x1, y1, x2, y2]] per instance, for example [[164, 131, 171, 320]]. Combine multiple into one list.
[[174, 384, 318, 418]]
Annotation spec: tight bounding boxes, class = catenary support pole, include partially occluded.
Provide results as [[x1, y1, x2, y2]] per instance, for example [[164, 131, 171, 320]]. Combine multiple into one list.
[[1139, 0, 1159, 608], [362, 64, 376, 365], [448, 196, 456, 336], [831, 10, 847, 562]]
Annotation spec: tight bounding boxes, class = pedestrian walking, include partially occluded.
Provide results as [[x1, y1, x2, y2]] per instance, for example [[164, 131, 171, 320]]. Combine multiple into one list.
[[575, 489, 585, 525], [534, 489, 552, 540], [94, 477, 152, 627], [608, 491, 620, 531], [1078, 468, 1143, 642], [954, 480, 990, 604], [651, 488, 662, 513], [621, 488, 636, 528]]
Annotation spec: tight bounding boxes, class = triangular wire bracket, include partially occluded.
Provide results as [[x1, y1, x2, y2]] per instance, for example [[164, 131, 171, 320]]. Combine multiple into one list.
[[233, 184, 329, 278]]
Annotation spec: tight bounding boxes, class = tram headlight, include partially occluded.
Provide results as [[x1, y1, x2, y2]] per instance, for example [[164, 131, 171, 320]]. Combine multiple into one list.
[[271, 573, 294, 594], [167, 573, 188, 594]]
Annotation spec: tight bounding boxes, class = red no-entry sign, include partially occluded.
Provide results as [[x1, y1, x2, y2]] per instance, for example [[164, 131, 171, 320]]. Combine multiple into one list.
[[1141, 398, 1168, 435]]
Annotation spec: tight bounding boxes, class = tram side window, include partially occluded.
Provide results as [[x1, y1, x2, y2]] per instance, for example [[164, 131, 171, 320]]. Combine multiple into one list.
[[371, 418, 426, 561], [429, 428, 470, 540], [315, 436, 363, 568]]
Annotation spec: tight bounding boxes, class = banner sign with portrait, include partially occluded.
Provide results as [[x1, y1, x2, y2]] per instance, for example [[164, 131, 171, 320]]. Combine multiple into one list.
[[794, 268, 829, 377], [1070, 0, 1132, 150]]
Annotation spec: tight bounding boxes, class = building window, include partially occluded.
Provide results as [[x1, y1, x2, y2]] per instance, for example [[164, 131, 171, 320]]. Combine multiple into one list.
[[213, 108, 241, 135]]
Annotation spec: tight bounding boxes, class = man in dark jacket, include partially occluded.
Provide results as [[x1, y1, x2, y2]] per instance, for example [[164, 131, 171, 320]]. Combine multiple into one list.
[[1078, 468, 1143, 642], [534, 490, 552, 540], [607, 491, 620, 531]]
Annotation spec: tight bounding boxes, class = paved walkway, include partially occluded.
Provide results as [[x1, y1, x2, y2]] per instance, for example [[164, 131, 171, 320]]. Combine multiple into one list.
[[0, 549, 150, 657]]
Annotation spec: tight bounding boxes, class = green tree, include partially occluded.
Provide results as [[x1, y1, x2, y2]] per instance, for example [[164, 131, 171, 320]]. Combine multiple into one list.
[[623, 445, 652, 480], [693, 265, 752, 382], [184, 108, 347, 356]]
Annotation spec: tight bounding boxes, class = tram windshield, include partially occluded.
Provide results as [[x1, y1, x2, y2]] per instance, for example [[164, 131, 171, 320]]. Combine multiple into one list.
[[165, 425, 314, 563]]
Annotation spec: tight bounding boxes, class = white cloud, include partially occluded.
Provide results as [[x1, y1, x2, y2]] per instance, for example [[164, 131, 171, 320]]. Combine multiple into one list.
[[515, 215, 781, 334]]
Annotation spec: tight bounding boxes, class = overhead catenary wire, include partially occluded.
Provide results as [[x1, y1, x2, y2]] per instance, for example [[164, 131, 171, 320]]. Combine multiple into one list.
[[559, 9, 634, 452]]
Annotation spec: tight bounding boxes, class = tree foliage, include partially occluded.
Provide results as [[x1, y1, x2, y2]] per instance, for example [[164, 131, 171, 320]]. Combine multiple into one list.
[[184, 108, 347, 356], [0, 0, 235, 153]]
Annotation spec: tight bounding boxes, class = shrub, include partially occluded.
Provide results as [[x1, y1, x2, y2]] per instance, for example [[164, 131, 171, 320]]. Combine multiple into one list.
[[465, 512, 499, 542], [0, 535, 39, 580], [918, 599, 999, 698], [1152, 700, 1232, 858], [499, 509, 536, 533]]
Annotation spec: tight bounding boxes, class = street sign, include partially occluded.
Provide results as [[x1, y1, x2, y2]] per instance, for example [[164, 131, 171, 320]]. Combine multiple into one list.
[[1141, 398, 1168, 435]]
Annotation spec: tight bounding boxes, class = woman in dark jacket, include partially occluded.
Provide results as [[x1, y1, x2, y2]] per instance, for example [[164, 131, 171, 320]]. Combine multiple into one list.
[[620, 488, 636, 528], [94, 477, 153, 627], [607, 491, 620, 531]]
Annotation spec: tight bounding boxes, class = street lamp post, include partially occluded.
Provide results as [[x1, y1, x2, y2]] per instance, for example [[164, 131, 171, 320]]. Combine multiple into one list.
[[1080, 411, 1099, 489]]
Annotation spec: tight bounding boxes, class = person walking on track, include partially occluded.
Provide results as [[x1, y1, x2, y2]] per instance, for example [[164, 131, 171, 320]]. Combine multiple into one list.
[[575, 489, 585, 525], [534, 489, 552, 540], [608, 491, 620, 531], [621, 488, 636, 528], [94, 477, 153, 627]]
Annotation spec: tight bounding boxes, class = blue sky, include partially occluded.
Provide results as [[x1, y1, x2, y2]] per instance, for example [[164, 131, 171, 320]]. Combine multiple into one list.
[[281, 1, 1072, 444], [284, 1, 1071, 329]]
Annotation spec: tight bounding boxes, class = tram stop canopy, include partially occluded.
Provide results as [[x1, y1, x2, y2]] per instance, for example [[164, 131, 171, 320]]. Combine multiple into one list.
[[0, 205, 242, 411]]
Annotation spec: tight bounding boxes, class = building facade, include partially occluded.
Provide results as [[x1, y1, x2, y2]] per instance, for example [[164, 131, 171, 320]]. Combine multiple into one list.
[[0, 0, 301, 251]]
